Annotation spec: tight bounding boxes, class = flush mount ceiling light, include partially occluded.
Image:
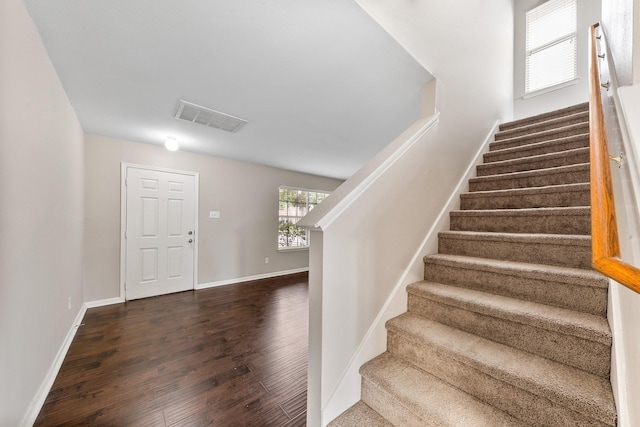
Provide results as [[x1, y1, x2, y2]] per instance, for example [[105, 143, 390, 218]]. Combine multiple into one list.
[[174, 100, 248, 133], [165, 137, 179, 151]]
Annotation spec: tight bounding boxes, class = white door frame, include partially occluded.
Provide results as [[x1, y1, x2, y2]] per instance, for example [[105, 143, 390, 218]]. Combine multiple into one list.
[[120, 163, 199, 300]]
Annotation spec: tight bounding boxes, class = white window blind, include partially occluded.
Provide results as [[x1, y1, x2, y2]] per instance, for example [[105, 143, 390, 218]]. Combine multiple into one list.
[[278, 186, 330, 249], [525, 0, 577, 93]]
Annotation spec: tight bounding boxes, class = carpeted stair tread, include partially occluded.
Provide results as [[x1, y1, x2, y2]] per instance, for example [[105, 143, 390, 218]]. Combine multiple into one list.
[[463, 182, 589, 200], [406, 282, 611, 376], [329, 103, 616, 426], [485, 133, 589, 162], [476, 147, 589, 176], [438, 230, 591, 269], [386, 313, 616, 426], [407, 281, 611, 344], [451, 206, 590, 216], [460, 182, 590, 210], [469, 163, 590, 191], [327, 401, 393, 427], [423, 253, 608, 315], [439, 230, 591, 247], [495, 110, 589, 140], [499, 102, 589, 132], [450, 206, 590, 235], [492, 122, 589, 149], [423, 253, 607, 289], [360, 352, 527, 427]]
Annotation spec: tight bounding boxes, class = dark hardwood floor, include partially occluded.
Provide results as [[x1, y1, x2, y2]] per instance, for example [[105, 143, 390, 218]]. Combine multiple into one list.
[[35, 273, 309, 426]]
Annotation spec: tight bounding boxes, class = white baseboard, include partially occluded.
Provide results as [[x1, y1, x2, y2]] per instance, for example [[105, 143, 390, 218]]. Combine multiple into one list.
[[21, 304, 87, 427], [84, 297, 125, 309], [20, 269, 306, 426], [196, 267, 309, 290]]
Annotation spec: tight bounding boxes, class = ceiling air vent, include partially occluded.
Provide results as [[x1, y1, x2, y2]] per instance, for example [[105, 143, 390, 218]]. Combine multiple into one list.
[[174, 100, 248, 133]]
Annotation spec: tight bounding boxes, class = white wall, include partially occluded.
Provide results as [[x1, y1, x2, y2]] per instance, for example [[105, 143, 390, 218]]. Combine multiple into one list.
[[602, 0, 635, 85], [83, 134, 342, 302], [513, 0, 602, 119], [601, 0, 640, 85], [303, 1, 514, 424], [594, 2, 640, 424], [608, 84, 640, 427], [354, 1, 514, 140], [0, 0, 85, 424]]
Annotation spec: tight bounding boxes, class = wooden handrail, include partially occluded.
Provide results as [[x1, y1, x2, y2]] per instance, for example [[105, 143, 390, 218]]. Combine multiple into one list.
[[589, 23, 640, 294]]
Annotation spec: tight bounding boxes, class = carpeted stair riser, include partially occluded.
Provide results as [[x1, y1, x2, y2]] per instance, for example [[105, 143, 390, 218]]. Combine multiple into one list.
[[386, 315, 615, 426], [450, 207, 591, 235], [361, 376, 426, 427], [476, 148, 589, 176], [438, 231, 592, 269], [495, 111, 589, 140], [498, 103, 589, 132], [327, 401, 394, 427], [423, 255, 608, 316], [460, 183, 589, 210], [469, 163, 590, 192], [359, 353, 526, 427], [329, 103, 616, 427], [485, 134, 589, 163], [492, 123, 589, 150], [406, 283, 611, 377]]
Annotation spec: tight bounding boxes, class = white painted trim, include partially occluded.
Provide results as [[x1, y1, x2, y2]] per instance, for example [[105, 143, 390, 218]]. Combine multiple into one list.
[[608, 281, 631, 427], [19, 264, 306, 426], [20, 304, 88, 427], [521, 77, 580, 99], [277, 246, 309, 253], [85, 297, 125, 309], [120, 163, 199, 301], [321, 119, 501, 423], [196, 267, 309, 290], [120, 162, 201, 176], [120, 164, 127, 301], [279, 184, 333, 194], [313, 113, 440, 231], [193, 175, 200, 297]]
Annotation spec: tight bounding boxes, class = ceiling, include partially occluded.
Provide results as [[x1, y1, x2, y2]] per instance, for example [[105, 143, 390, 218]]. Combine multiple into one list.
[[23, 0, 432, 179]]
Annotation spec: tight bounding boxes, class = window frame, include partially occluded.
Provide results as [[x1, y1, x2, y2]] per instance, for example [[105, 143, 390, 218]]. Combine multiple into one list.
[[524, 0, 578, 95], [277, 186, 330, 251]]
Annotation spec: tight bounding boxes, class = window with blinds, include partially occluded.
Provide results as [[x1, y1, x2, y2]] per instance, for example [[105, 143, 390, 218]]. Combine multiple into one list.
[[278, 186, 330, 249], [525, 0, 577, 93]]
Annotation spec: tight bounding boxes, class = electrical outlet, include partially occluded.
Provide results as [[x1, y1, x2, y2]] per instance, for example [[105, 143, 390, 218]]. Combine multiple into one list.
[[264, 257, 269, 264], [68, 297, 71, 310]]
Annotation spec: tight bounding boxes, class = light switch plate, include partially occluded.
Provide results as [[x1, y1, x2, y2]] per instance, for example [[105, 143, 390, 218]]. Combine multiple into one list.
[[209, 211, 220, 219]]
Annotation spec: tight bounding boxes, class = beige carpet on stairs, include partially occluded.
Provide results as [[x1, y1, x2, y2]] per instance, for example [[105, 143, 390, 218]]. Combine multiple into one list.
[[329, 103, 617, 427]]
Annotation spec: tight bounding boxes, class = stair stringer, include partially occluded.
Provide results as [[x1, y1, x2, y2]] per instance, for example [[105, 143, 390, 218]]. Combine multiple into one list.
[[319, 121, 499, 425]]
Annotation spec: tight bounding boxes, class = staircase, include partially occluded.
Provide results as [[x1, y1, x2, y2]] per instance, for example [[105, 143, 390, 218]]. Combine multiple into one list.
[[329, 103, 618, 426]]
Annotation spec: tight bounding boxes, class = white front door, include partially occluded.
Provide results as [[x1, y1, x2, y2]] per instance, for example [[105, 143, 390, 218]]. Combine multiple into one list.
[[124, 166, 197, 300]]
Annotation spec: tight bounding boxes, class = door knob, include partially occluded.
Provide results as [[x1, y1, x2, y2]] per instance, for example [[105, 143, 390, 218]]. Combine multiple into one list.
[[188, 239, 193, 243], [188, 231, 193, 235]]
